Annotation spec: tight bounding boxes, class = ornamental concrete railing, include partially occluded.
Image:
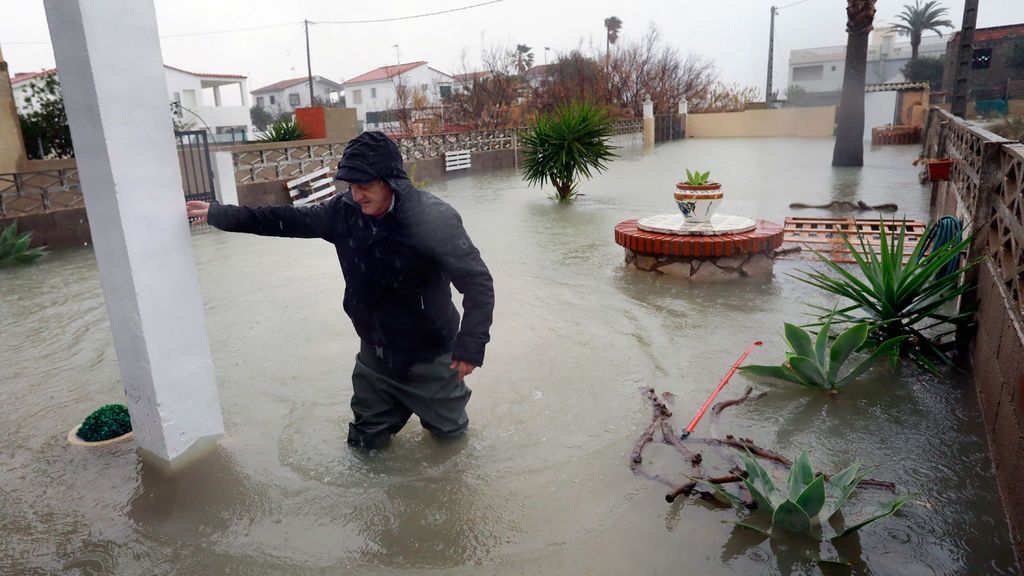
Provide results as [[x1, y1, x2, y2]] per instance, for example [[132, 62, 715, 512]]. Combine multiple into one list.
[[228, 120, 645, 185], [0, 160, 82, 218], [923, 107, 1024, 565]]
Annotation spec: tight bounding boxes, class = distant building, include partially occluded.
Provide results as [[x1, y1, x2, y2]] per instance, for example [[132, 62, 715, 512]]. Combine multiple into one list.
[[251, 75, 344, 117], [12, 65, 253, 140], [523, 63, 555, 88], [787, 26, 946, 102], [341, 61, 455, 129], [453, 70, 492, 93], [941, 23, 1024, 101]]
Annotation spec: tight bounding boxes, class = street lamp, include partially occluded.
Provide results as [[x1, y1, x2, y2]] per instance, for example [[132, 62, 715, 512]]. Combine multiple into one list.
[[544, 46, 551, 65]]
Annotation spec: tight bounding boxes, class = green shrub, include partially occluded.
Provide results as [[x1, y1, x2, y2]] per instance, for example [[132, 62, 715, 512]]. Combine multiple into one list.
[[520, 101, 617, 201], [0, 222, 48, 266], [703, 449, 911, 540], [77, 404, 132, 442], [740, 313, 908, 392], [795, 220, 976, 371], [257, 118, 306, 142]]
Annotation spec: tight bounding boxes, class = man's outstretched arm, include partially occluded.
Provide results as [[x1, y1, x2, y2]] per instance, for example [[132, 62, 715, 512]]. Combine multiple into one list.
[[186, 199, 337, 239]]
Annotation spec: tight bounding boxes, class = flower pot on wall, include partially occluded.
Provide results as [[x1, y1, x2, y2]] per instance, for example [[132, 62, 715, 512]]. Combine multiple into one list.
[[674, 182, 723, 223], [926, 158, 953, 182]]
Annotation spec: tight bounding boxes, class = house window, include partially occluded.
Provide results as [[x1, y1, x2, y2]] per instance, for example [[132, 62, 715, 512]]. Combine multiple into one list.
[[289, 93, 301, 106], [421, 83, 428, 91], [256, 96, 264, 107], [439, 84, 452, 99], [270, 95, 277, 105], [352, 89, 363, 104], [830, 66, 836, 72], [972, 47, 992, 69], [371, 87, 377, 99], [792, 65, 824, 81], [172, 91, 181, 103]]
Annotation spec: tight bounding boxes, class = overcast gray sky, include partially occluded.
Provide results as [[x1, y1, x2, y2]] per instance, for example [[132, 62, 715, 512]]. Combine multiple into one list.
[[3, 0, 1023, 96]]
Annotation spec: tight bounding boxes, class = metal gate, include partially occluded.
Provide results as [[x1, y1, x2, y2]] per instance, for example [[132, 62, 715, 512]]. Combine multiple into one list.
[[175, 130, 216, 204], [654, 114, 685, 143]]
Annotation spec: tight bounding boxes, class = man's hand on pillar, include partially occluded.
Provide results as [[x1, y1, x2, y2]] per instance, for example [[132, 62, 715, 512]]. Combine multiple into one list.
[[186, 200, 210, 226]]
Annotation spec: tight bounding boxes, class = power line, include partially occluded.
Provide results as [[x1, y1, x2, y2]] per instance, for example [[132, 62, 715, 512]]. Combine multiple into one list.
[[314, 0, 504, 25], [777, 0, 815, 10]]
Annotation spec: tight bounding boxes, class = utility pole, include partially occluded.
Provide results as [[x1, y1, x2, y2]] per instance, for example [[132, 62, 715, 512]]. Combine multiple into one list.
[[766, 6, 777, 106], [304, 19, 314, 106], [951, 0, 978, 118]]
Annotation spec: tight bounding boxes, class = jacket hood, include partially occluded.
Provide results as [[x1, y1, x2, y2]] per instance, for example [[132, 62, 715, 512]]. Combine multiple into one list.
[[335, 131, 409, 186]]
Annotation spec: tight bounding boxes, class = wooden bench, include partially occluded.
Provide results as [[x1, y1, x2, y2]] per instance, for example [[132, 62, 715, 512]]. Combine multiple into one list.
[[285, 167, 337, 206], [445, 150, 471, 172]]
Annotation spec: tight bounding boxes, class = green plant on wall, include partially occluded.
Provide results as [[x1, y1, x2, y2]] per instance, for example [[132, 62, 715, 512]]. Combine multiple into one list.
[[17, 72, 74, 160], [257, 117, 307, 142], [0, 222, 48, 266], [796, 220, 976, 371], [703, 449, 911, 541], [519, 101, 617, 201], [76, 404, 132, 442], [740, 313, 908, 392]]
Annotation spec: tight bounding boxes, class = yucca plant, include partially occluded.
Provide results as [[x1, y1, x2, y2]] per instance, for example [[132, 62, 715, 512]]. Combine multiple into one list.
[[703, 450, 911, 540], [795, 220, 976, 371], [257, 118, 307, 142], [0, 222, 48, 266], [520, 101, 617, 201], [740, 313, 908, 392]]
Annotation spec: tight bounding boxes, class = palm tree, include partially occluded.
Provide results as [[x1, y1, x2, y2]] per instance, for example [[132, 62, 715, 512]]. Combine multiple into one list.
[[604, 16, 622, 66], [891, 0, 953, 60], [520, 102, 617, 202], [832, 0, 876, 168], [513, 44, 534, 74]]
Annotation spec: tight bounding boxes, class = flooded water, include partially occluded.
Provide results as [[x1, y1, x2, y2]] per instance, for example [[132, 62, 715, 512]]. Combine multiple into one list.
[[1, 138, 1016, 575]]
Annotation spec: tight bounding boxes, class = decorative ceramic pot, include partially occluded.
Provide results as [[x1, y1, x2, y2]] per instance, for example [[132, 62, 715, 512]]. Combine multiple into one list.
[[674, 182, 723, 223]]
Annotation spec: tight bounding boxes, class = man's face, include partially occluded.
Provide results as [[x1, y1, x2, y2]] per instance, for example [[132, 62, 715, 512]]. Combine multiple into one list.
[[349, 180, 393, 218]]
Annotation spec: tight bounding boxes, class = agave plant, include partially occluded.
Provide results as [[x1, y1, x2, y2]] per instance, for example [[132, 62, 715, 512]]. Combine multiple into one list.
[[684, 169, 712, 186], [520, 101, 617, 201], [796, 220, 976, 370], [703, 450, 911, 540], [740, 314, 908, 392], [0, 222, 48, 266], [257, 118, 307, 142]]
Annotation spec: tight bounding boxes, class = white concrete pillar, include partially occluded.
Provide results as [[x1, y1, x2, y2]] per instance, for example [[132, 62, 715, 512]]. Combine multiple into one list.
[[44, 0, 224, 463], [642, 94, 655, 150], [211, 151, 238, 206], [213, 85, 222, 107]]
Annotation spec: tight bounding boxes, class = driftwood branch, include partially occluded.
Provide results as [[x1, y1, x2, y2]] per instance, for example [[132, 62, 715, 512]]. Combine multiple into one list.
[[711, 386, 767, 416]]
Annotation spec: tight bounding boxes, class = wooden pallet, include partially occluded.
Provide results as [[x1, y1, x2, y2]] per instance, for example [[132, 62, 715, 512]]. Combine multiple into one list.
[[779, 217, 927, 263]]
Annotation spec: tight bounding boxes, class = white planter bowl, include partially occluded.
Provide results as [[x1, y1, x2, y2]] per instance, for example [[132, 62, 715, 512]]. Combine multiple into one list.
[[674, 183, 724, 223]]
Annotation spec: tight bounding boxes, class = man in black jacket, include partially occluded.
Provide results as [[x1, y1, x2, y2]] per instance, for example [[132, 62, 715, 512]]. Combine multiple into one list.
[[186, 132, 494, 449]]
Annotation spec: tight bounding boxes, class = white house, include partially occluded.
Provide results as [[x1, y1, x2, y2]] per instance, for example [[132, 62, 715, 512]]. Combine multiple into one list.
[[251, 75, 343, 117], [341, 61, 455, 129], [787, 26, 947, 95], [12, 65, 253, 140]]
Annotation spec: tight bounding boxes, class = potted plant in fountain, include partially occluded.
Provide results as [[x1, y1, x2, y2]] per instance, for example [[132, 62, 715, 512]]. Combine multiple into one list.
[[67, 404, 134, 446], [675, 169, 723, 223]]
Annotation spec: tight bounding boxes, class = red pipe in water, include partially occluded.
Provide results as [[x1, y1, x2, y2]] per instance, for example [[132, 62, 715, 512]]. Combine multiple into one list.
[[680, 340, 763, 439]]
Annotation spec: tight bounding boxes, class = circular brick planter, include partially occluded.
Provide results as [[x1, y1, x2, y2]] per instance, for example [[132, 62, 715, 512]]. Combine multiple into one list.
[[614, 218, 784, 281]]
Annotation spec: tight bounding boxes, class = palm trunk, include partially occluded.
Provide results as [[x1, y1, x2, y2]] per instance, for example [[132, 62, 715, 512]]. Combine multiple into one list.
[[832, 0, 876, 168], [911, 33, 920, 60]]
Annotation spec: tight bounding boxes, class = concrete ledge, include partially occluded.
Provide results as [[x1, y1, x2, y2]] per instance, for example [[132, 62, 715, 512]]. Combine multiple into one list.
[[0, 206, 91, 248]]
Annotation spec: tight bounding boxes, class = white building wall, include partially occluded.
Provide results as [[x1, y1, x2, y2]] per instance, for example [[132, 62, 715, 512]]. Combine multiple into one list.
[[788, 34, 948, 94], [253, 78, 341, 117], [344, 64, 454, 124]]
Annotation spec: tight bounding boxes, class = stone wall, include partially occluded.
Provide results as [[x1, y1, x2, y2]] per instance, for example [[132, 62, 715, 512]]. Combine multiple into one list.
[[0, 206, 91, 248]]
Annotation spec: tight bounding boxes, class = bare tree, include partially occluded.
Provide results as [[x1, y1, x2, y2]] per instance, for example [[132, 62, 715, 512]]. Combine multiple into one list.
[[446, 43, 524, 129]]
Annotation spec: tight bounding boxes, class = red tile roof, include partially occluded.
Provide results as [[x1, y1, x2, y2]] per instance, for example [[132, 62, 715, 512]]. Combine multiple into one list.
[[252, 76, 342, 93], [10, 68, 56, 86], [344, 61, 427, 85]]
